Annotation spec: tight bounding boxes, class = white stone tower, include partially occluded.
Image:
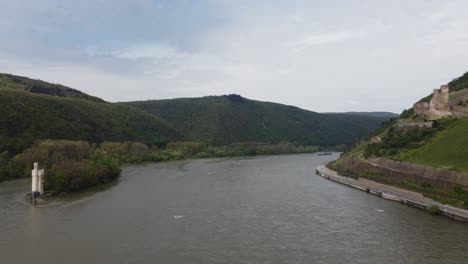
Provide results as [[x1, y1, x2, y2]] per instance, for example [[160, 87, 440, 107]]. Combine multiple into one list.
[[31, 162, 44, 195]]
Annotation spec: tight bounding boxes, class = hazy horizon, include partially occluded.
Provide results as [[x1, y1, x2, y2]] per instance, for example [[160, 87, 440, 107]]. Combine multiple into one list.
[[1, 0, 468, 113]]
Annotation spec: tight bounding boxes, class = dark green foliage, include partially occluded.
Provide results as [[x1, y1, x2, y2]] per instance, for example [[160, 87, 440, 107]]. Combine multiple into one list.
[[448, 71, 468, 92], [454, 184, 467, 195], [368, 118, 397, 137], [5, 139, 322, 191], [223, 94, 245, 103], [400, 108, 414, 119], [8, 140, 121, 192], [421, 183, 433, 189], [363, 120, 451, 158], [0, 151, 8, 181], [426, 205, 441, 215], [341, 112, 398, 118], [0, 84, 181, 157], [150, 141, 320, 161], [126, 96, 389, 146], [98, 142, 151, 163], [418, 94, 432, 103]]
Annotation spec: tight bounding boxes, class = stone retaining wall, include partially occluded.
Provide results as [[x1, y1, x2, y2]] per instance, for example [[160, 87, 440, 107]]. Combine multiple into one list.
[[340, 157, 468, 191], [358, 178, 424, 199]]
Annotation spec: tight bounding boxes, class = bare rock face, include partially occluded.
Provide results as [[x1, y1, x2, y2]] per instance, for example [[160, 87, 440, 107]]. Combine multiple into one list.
[[414, 85, 453, 120]]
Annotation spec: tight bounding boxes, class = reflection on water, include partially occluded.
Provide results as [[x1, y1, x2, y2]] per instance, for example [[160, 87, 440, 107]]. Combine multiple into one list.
[[1, 153, 467, 264]]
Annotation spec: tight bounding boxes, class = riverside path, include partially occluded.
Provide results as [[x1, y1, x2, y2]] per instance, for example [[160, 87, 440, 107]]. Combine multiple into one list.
[[317, 164, 468, 222]]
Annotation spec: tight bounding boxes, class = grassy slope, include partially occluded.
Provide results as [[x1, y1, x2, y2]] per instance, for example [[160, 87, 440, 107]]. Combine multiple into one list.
[[397, 118, 468, 171], [127, 95, 388, 146], [0, 88, 181, 155], [448, 71, 468, 92]]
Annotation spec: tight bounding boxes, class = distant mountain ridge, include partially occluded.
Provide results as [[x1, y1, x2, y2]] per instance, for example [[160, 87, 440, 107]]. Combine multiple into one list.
[[325, 112, 398, 118], [0, 73, 392, 157], [344, 112, 398, 118], [126, 94, 391, 146]]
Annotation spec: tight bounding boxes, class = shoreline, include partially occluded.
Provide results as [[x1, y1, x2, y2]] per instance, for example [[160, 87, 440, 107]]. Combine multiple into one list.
[[316, 163, 468, 223], [18, 152, 330, 203]]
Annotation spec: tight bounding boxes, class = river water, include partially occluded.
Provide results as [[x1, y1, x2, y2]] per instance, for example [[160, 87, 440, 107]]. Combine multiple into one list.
[[1, 153, 467, 263]]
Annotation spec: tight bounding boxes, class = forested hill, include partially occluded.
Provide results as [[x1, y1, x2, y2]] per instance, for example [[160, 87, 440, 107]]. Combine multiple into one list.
[[0, 74, 181, 155], [341, 112, 398, 118], [126, 95, 390, 146], [0, 72, 391, 158], [0, 73, 103, 102]]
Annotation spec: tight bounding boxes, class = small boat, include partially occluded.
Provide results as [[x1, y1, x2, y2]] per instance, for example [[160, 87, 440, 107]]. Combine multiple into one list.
[[318, 152, 332, 156]]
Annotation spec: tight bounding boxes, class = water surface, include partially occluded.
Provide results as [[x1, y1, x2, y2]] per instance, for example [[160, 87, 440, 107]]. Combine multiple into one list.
[[1, 153, 467, 263]]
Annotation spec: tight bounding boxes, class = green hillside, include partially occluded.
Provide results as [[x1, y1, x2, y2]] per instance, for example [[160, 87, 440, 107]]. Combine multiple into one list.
[[397, 118, 468, 171], [0, 75, 181, 156], [126, 95, 389, 146], [448, 71, 468, 92], [0, 73, 103, 102], [331, 72, 468, 206], [386, 72, 468, 167]]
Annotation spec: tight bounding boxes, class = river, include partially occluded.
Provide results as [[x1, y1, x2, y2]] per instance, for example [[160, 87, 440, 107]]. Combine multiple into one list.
[[1, 153, 467, 263]]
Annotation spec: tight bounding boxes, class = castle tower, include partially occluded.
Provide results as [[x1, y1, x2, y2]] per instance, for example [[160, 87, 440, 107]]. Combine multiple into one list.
[[31, 162, 44, 204], [439, 85, 450, 111], [415, 85, 453, 120], [430, 85, 450, 112]]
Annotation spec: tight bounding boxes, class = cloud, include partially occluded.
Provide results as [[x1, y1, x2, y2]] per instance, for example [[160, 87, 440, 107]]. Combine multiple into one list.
[[285, 32, 357, 51], [111, 44, 189, 61], [1, 1, 468, 113]]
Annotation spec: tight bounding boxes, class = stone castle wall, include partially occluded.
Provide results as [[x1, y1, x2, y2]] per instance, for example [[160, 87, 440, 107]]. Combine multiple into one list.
[[414, 85, 453, 120]]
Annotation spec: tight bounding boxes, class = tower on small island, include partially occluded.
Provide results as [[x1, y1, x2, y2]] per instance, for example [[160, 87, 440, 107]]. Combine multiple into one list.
[[31, 162, 44, 205]]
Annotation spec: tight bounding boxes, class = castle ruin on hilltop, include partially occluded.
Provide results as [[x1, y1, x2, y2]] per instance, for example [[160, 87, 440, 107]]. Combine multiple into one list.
[[414, 85, 453, 120], [413, 84, 468, 120]]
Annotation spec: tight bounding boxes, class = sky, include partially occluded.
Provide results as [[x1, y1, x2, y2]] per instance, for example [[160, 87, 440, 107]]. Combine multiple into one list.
[[1, 0, 468, 113]]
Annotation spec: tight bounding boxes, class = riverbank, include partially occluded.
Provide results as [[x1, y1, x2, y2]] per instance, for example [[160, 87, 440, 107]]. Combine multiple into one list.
[[316, 164, 468, 222], [3, 140, 327, 196]]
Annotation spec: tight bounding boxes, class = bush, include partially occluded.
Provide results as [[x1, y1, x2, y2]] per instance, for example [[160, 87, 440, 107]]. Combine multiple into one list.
[[194, 152, 211, 159], [421, 183, 433, 189], [453, 184, 466, 194], [166, 142, 207, 157], [426, 205, 441, 215], [400, 108, 414, 119], [8, 140, 122, 193]]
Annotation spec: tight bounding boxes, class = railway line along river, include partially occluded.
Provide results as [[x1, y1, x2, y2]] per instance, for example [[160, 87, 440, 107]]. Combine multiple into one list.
[[1, 153, 467, 263]]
